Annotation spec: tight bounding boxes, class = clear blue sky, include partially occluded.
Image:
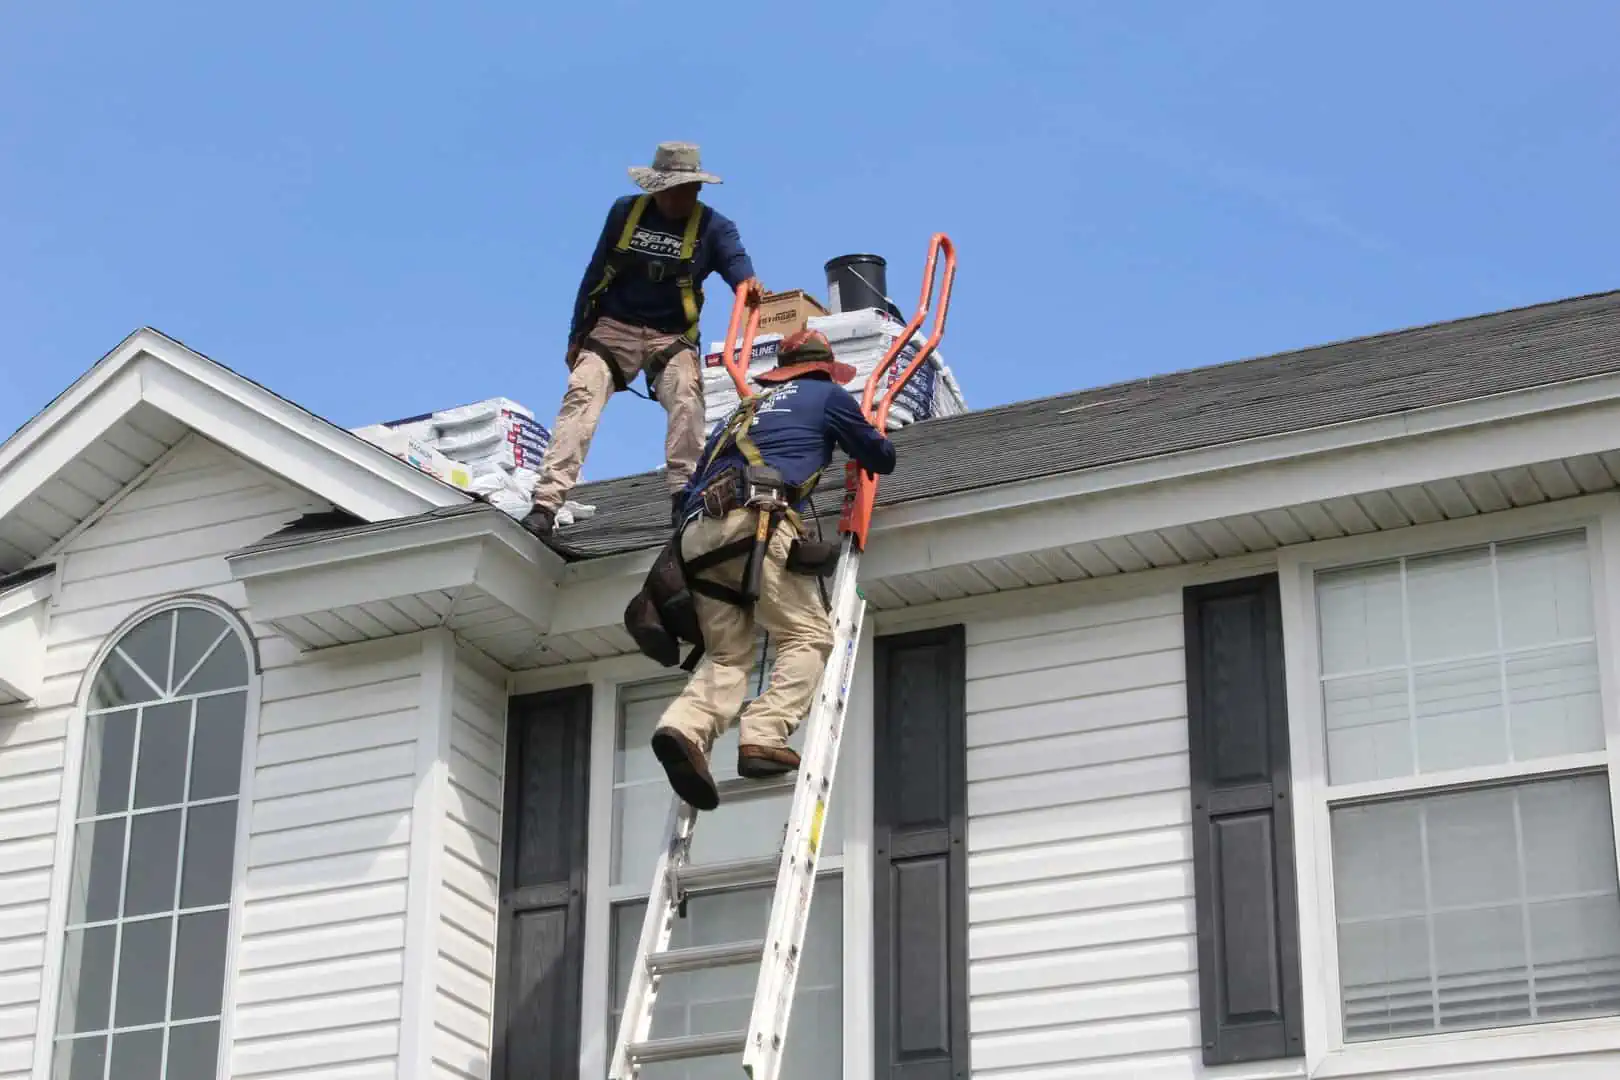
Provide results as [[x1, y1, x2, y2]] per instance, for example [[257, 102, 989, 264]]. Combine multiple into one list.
[[4, 2, 1617, 485]]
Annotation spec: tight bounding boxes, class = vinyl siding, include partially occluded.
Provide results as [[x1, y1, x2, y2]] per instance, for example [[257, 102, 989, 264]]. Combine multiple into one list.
[[963, 588, 1258, 1080], [235, 635, 422, 1079], [0, 434, 328, 1080], [432, 648, 506, 1080]]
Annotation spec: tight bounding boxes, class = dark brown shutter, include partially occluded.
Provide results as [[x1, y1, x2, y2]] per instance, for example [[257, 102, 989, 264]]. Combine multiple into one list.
[[492, 685, 592, 1080], [872, 625, 970, 1080], [1183, 574, 1305, 1065]]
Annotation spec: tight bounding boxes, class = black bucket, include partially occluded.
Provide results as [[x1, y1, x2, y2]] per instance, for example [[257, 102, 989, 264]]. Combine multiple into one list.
[[824, 254, 897, 317]]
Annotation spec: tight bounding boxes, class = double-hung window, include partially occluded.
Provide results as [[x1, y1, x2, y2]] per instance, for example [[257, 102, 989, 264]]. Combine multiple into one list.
[[603, 675, 845, 1079], [1300, 526, 1620, 1048]]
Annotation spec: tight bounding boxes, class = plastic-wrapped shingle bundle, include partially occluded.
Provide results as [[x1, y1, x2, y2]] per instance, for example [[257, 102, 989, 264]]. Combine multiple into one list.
[[699, 309, 967, 436], [353, 396, 559, 519]]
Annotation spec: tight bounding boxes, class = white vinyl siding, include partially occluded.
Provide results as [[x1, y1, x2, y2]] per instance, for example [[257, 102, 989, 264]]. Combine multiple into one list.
[[235, 636, 421, 1079], [963, 589, 1226, 1080], [0, 435, 327, 1080], [432, 650, 506, 1080]]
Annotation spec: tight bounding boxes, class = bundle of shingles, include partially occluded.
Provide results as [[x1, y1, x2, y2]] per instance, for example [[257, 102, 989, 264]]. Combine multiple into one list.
[[699, 308, 967, 437]]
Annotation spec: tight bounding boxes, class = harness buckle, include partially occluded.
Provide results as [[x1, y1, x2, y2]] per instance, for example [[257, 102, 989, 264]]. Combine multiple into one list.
[[647, 261, 668, 283], [742, 464, 790, 512]]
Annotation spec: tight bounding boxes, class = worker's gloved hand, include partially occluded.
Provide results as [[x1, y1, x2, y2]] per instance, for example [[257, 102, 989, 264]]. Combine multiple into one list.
[[743, 276, 764, 303]]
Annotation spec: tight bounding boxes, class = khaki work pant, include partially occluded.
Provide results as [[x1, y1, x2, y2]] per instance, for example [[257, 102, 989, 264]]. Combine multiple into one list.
[[531, 316, 704, 512], [659, 509, 834, 752]]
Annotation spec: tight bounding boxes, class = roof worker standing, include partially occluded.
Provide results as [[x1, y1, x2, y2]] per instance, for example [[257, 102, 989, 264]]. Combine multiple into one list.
[[649, 329, 896, 810], [523, 142, 763, 541]]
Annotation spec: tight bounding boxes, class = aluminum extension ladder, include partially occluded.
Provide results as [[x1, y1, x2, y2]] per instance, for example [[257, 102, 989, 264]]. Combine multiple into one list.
[[607, 531, 867, 1079], [607, 234, 956, 1080]]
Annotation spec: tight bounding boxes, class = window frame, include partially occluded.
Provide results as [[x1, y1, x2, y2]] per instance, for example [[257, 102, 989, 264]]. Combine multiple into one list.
[[566, 642, 876, 1080], [1278, 494, 1620, 1076], [33, 595, 262, 1080]]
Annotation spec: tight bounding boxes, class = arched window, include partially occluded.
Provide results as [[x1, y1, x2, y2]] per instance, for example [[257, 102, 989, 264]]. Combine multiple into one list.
[[53, 602, 253, 1080]]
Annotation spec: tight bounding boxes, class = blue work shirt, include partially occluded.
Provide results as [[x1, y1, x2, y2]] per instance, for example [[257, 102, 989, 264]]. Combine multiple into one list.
[[569, 195, 756, 342], [682, 374, 897, 517]]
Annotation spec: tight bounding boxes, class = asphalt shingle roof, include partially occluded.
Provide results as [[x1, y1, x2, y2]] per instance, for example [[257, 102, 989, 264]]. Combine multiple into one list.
[[549, 289, 1620, 557], [236, 289, 1620, 562]]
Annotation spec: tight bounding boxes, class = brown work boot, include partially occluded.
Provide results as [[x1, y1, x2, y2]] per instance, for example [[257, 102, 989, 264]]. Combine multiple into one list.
[[651, 727, 720, 811], [737, 743, 801, 780]]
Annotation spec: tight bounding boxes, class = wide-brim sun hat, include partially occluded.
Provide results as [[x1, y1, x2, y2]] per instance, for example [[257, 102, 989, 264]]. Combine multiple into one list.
[[629, 141, 723, 193], [755, 329, 858, 385]]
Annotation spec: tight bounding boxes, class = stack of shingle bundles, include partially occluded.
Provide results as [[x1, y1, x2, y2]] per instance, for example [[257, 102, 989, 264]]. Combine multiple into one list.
[[699, 309, 967, 437], [353, 396, 554, 518]]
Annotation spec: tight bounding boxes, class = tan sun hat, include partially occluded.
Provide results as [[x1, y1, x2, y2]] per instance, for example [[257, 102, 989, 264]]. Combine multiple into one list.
[[628, 141, 723, 193]]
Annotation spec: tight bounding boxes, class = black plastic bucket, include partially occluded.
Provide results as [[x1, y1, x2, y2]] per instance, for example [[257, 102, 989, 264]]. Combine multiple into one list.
[[824, 253, 892, 315]]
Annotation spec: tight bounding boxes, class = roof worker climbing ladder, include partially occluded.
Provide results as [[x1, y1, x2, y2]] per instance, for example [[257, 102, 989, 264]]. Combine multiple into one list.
[[612, 235, 956, 1080], [522, 142, 764, 543]]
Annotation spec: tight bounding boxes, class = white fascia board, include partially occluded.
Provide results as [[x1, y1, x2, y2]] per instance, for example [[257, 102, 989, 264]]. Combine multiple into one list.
[[542, 387, 1620, 636], [873, 366, 1620, 535], [863, 388, 1620, 579], [137, 348, 460, 521], [0, 364, 144, 525], [229, 509, 562, 631], [0, 576, 52, 703], [0, 327, 465, 535]]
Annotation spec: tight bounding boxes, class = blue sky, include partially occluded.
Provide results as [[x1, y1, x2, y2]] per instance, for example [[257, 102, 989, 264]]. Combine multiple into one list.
[[4, 2, 1617, 485]]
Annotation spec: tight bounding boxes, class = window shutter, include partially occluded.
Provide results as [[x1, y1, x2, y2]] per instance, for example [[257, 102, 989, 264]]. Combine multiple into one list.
[[492, 685, 592, 1080], [873, 626, 970, 1080], [1183, 575, 1305, 1065]]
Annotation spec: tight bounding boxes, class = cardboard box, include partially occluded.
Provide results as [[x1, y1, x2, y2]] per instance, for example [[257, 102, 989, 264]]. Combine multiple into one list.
[[756, 289, 828, 341]]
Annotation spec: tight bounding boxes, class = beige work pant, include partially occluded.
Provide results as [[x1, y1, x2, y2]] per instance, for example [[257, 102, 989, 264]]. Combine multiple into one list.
[[530, 316, 704, 512], [659, 509, 834, 752]]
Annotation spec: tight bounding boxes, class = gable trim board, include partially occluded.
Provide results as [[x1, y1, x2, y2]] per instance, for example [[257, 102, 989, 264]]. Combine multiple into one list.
[[872, 626, 971, 1080], [1182, 574, 1305, 1066], [0, 327, 467, 573]]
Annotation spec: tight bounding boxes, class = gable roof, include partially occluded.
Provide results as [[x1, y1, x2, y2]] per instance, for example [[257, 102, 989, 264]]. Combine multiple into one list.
[[546, 287, 1620, 557], [0, 327, 469, 573]]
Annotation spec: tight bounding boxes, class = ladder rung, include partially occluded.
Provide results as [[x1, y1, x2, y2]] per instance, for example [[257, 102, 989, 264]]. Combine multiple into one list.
[[627, 1029, 748, 1065], [647, 938, 765, 975], [673, 854, 781, 895], [714, 773, 798, 803]]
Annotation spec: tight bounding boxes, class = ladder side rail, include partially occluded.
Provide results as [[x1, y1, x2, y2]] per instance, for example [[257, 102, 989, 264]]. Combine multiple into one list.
[[840, 234, 957, 551], [720, 279, 765, 401], [607, 796, 699, 1079], [741, 542, 867, 1080]]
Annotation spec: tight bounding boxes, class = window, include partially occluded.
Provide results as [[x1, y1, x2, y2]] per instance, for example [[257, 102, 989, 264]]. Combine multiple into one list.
[[54, 604, 251, 1080], [605, 675, 845, 1080], [1310, 530, 1620, 1043]]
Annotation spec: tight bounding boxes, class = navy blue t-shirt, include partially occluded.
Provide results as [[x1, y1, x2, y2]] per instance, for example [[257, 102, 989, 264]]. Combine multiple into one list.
[[682, 375, 897, 516], [569, 195, 755, 342]]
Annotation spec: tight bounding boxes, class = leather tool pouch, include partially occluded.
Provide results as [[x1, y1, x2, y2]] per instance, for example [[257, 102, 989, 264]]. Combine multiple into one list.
[[786, 539, 841, 578]]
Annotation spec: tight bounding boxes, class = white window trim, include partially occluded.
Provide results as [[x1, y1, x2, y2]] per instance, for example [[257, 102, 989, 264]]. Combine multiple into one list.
[[1277, 492, 1620, 1077], [31, 595, 262, 1080], [571, 637, 876, 1080]]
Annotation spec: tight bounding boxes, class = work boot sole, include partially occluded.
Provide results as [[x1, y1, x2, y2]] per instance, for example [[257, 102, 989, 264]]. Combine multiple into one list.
[[737, 744, 801, 780], [651, 728, 720, 811]]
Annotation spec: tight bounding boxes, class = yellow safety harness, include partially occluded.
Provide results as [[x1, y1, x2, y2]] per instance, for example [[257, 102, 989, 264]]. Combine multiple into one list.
[[583, 193, 707, 347]]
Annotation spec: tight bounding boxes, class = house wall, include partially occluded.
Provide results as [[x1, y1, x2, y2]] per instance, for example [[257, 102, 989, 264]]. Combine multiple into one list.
[[0, 435, 331, 1079], [961, 587, 1231, 1080], [430, 647, 506, 1080], [237, 634, 423, 1079]]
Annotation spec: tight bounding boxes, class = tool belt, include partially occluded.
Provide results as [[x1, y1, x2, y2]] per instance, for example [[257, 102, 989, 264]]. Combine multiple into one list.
[[621, 466, 841, 673], [690, 466, 839, 574]]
